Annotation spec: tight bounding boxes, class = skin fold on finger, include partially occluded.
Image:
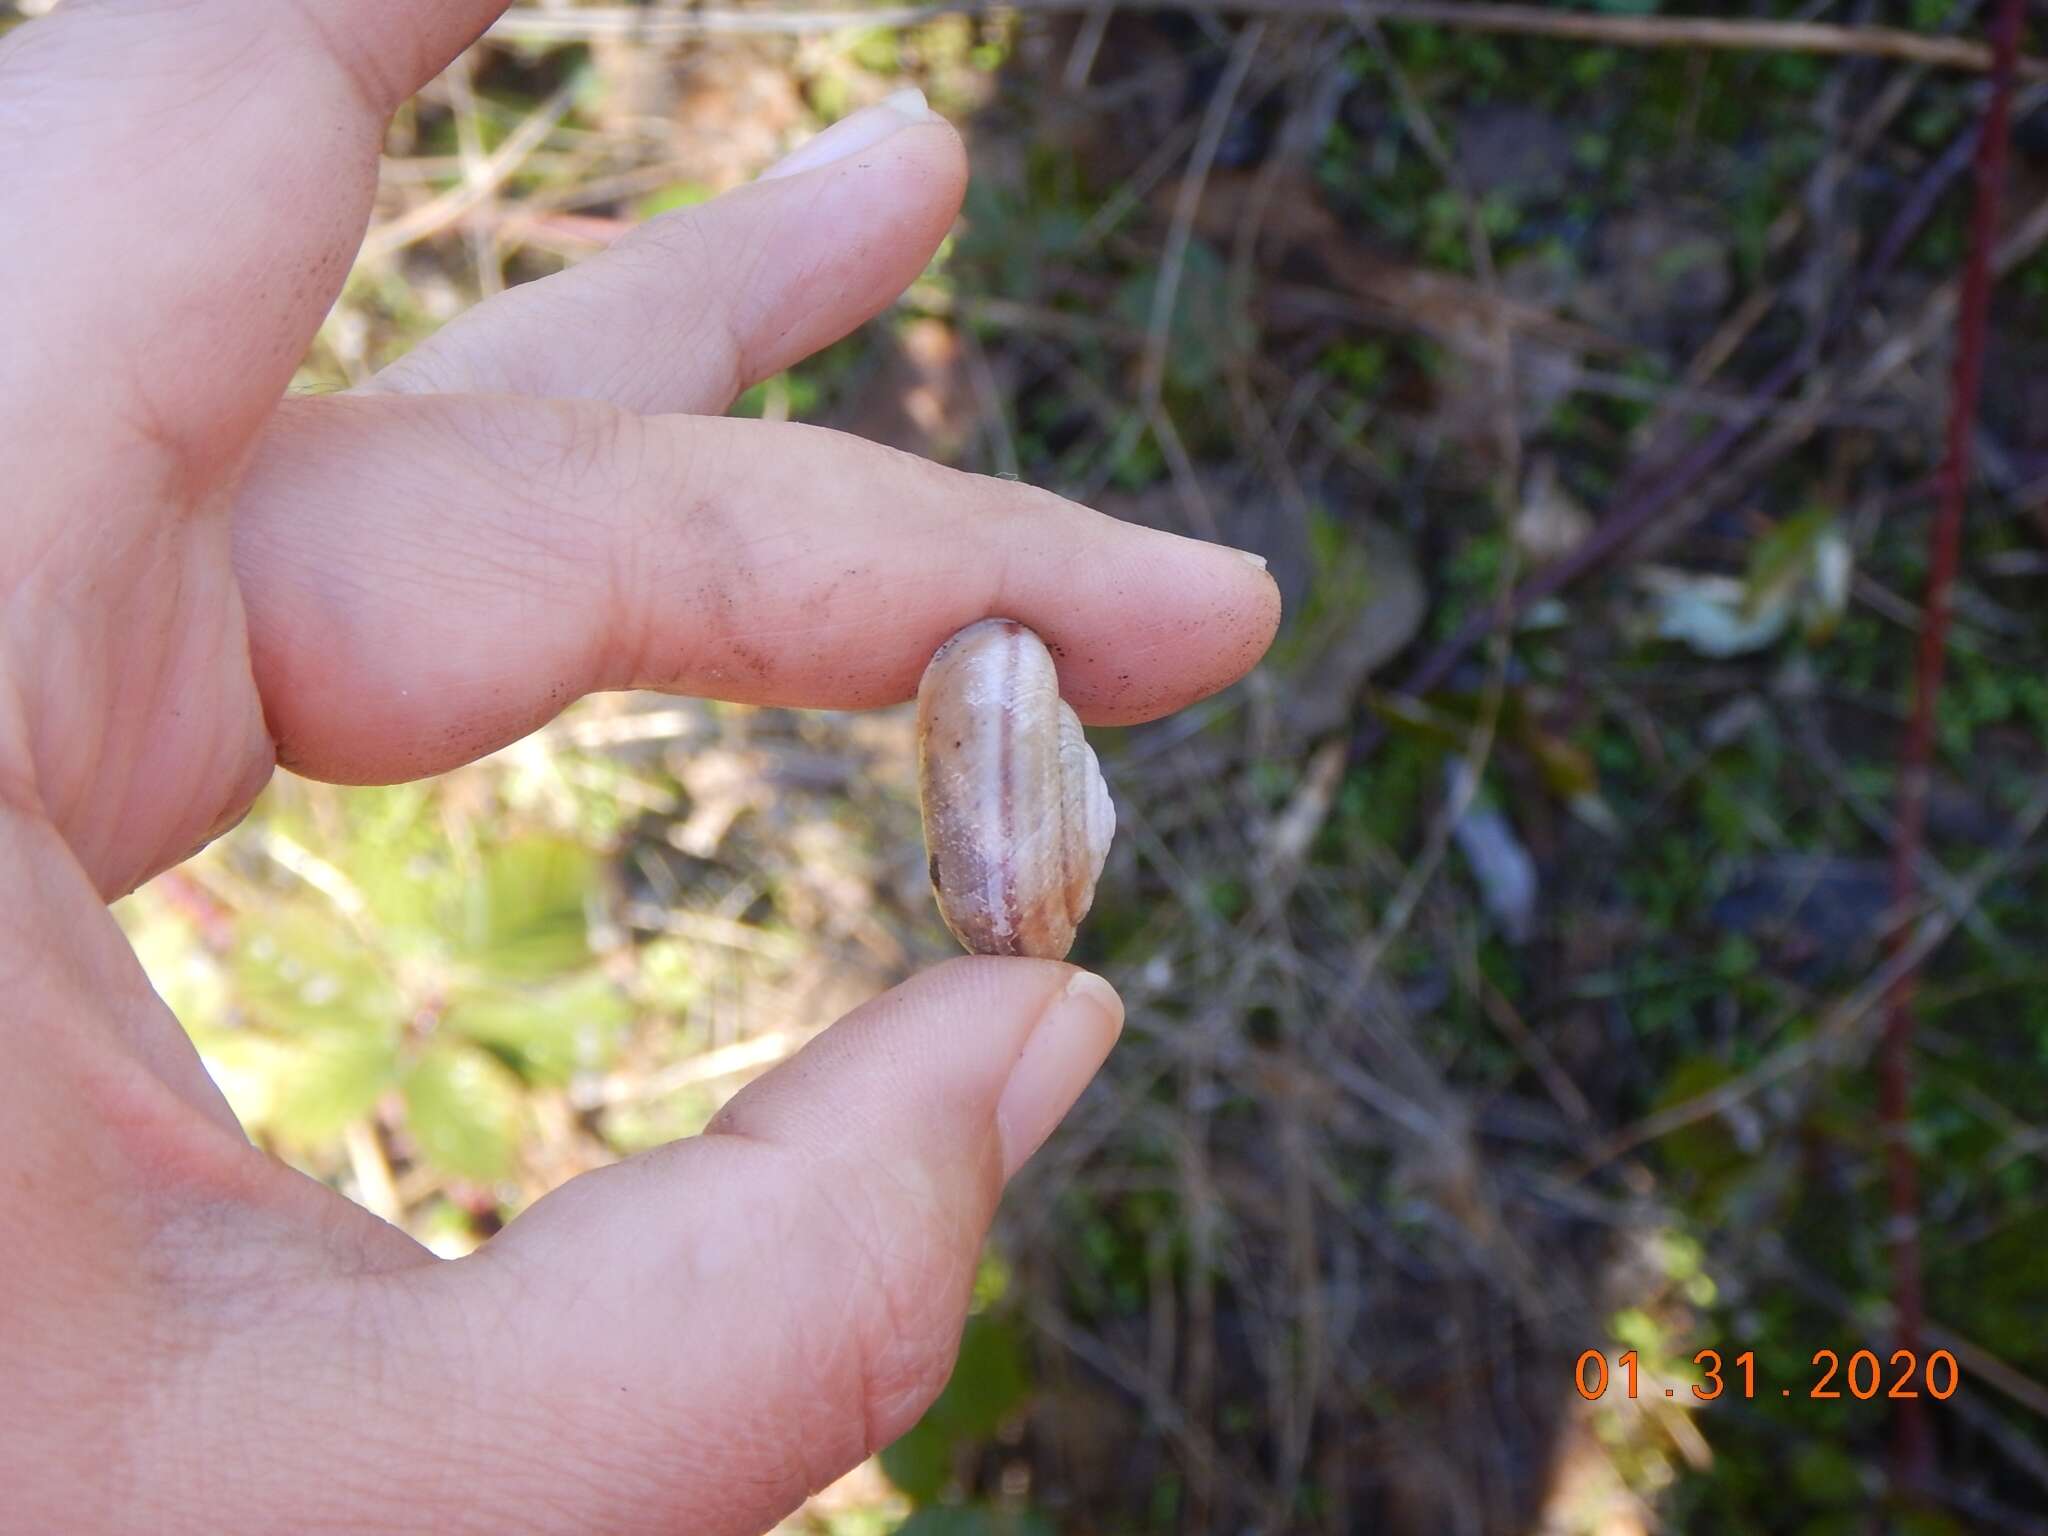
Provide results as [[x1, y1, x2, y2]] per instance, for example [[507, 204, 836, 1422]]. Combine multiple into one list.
[[233, 392, 1281, 785], [365, 120, 967, 417]]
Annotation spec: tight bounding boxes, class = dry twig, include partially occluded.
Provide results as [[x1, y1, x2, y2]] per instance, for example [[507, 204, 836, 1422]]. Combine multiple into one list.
[[1133, 19, 1264, 542], [487, 1, 2048, 78]]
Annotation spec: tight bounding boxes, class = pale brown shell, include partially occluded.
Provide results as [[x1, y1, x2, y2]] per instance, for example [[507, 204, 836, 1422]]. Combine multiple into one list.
[[916, 619, 1115, 959]]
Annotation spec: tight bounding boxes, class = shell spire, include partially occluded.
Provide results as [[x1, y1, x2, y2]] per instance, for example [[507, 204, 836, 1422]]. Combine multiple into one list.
[[916, 619, 1116, 959]]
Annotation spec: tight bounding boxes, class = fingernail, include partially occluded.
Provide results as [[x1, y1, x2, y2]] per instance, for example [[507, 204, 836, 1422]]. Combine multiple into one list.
[[759, 87, 941, 182], [1236, 548, 1269, 570], [996, 970, 1124, 1179]]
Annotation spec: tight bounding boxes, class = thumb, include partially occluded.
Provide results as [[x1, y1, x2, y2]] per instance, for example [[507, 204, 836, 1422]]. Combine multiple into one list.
[[442, 957, 1122, 1536]]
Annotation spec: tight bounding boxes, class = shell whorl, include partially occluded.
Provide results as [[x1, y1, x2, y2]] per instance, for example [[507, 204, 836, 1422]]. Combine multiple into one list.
[[915, 619, 1115, 960]]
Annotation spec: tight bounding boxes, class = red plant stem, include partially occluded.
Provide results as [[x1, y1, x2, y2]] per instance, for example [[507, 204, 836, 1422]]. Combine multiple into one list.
[[1882, 0, 2024, 1495]]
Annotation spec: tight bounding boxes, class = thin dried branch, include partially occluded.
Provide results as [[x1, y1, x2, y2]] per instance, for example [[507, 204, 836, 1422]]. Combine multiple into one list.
[[1135, 19, 1263, 544], [487, 1, 2048, 78]]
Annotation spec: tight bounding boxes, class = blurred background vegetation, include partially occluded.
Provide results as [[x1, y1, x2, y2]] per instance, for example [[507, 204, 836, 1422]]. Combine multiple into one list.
[[11, 0, 2048, 1528]]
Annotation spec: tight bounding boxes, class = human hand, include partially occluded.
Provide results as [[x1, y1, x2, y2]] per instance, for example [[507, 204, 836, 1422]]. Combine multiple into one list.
[[0, 4, 1279, 1532]]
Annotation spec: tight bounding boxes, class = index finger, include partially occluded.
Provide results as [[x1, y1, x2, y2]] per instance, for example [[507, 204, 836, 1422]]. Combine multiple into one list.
[[233, 394, 1281, 783]]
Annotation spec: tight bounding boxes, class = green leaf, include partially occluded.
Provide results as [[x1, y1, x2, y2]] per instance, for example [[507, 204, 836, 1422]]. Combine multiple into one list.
[[879, 1416, 955, 1504], [930, 1314, 1031, 1440], [232, 907, 399, 1038], [456, 837, 601, 980], [881, 1314, 1032, 1502], [274, 1028, 401, 1142], [1650, 1056, 1745, 1182], [191, 1023, 399, 1145], [1789, 1442, 1865, 1505], [1742, 506, 1833, 621], [847, 26, 899, 72], [322, 783, 453, 938], [443, 970, 632, 1084], [189, 1024, 387, 1146], [220, 906, 404, 1143], [402, 1044, 525, 1181], [635, 182, 713, 220]]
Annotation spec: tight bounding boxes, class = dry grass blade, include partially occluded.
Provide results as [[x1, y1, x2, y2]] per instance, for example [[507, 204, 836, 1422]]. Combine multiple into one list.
[[361, 77, 580, 263], [577, 1030, 802, 1107], [1139, 21, 1262, 413]]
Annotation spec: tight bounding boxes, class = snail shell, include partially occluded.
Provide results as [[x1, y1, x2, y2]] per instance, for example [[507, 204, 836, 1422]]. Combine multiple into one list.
[[916, 619, 1115, 960]]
